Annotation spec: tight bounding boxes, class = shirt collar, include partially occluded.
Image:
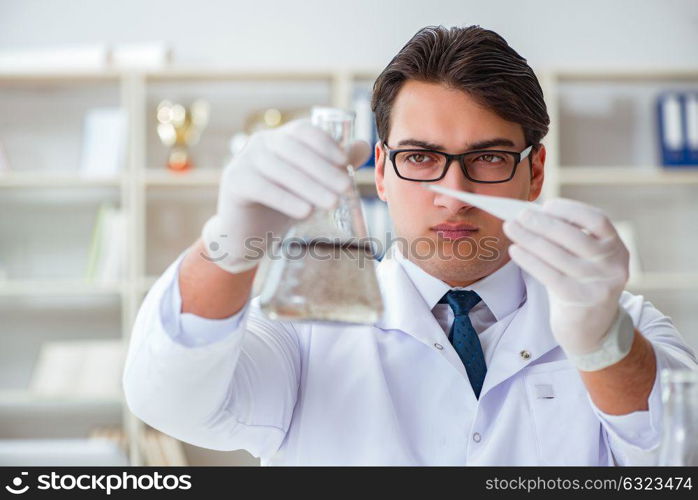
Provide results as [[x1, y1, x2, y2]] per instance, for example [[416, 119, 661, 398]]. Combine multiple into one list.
[[393, 246, 526, 321]]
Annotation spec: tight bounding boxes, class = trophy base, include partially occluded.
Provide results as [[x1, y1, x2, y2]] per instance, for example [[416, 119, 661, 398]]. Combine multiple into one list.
[[167, 149, 192, 173]]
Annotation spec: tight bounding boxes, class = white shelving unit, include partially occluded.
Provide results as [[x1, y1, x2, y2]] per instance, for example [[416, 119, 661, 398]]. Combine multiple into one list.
[[0, 69, 377, 466], [542, 68, 698, 353], [1, 67, 696, 466]]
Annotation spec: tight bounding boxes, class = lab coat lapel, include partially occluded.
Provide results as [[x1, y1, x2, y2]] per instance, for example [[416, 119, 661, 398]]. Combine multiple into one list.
[[374, 255, 471, 383], [480, 269, 562, 398]]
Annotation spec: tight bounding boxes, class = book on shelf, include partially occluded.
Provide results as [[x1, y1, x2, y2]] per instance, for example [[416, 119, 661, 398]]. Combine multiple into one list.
[[657, 92, 698, 167], [79, 107, 126, 178], [29, 339, 125, 400], [0, 44, 109, 72], [688, 93, 698, 165], [85, 204, 126, 284], [0, 43, 172, 73]]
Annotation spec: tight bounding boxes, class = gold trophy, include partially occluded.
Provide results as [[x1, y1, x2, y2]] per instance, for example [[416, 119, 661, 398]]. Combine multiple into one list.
[[156, 99, 210, 172], [243, 107, 308, 134]]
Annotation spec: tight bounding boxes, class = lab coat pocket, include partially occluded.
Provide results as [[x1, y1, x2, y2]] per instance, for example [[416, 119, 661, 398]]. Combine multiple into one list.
[[524, 364, 602, 465]]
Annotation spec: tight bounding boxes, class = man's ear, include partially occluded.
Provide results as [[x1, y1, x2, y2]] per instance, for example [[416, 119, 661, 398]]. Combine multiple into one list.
[[527, 144, 546, 202], [374, 141, 388, 202]]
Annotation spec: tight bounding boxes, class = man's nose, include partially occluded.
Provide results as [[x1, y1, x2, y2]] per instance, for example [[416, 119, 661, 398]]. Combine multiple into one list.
[[433, 158, 476, 212]]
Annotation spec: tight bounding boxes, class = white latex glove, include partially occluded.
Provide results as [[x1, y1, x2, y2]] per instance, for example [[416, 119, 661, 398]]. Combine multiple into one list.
[[502, 198, 635, 371], [202, 119, 371, 274]]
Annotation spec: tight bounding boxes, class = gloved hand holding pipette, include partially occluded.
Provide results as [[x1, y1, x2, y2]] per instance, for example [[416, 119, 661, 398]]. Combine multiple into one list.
[[423, 185, 635, 372], [202, 119, 371, 274], [502, 198, 634, 371]]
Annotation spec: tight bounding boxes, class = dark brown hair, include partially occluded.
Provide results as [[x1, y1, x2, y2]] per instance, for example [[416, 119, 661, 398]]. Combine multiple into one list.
[[371, 25, 549, 148]]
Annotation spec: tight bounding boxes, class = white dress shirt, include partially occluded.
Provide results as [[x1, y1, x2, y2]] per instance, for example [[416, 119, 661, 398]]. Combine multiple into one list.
[[123, 247, 698, 465], [396, 250, 525, 365]]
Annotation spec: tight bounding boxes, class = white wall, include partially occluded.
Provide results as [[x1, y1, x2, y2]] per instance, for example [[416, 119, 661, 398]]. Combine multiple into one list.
[[1, 0, 697, 70]]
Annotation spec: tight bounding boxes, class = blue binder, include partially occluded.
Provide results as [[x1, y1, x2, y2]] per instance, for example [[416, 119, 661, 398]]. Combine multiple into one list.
[[686, 93, 698, 165], [657, 92, 698, 167], [657, 93, 686, 166]]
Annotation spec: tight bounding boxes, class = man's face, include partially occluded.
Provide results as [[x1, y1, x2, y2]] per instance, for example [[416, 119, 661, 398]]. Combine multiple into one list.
[[375, 80, 546, 287]]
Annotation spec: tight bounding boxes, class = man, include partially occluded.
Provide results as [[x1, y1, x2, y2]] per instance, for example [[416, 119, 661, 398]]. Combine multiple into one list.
[[123, 25, 696, 465]]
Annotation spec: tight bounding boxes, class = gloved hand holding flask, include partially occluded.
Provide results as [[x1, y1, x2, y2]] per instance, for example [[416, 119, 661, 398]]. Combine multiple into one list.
[[202, 118, 371, 274]]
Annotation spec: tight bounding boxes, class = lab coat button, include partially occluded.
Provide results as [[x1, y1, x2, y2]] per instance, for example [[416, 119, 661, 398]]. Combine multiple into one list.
[[473, 432, 481, 443], [434, 343, 443, 350], [520, 350, 531, 360]]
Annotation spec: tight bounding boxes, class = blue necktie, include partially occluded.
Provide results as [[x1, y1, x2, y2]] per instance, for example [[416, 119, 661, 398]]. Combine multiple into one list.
[[439, 290, 487, 399]]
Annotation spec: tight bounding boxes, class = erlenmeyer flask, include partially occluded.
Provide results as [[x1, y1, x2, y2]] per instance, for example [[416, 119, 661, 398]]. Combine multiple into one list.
[[657, 368, 698, 465], [258, 106, 384, 324]]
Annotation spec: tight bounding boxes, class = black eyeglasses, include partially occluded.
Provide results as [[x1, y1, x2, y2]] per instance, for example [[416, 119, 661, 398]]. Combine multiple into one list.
[[382, 142, 533, 183]]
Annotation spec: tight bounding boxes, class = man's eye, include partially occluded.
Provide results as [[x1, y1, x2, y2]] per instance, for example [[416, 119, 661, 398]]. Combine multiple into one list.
[[476, 153, 505, 163], [406, 153, 435, 164]]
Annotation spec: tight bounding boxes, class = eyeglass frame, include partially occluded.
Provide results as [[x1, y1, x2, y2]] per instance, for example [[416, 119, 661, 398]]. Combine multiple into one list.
[[381, 142, 534, 184]]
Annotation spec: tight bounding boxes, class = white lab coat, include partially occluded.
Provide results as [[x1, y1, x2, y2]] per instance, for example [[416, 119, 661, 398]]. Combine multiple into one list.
[[123, 251, 697, 466]]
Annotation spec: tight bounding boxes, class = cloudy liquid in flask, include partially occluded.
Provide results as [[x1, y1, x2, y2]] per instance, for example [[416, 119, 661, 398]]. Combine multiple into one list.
[[262, 238, 382, 323], [258, 106, 384, 324]]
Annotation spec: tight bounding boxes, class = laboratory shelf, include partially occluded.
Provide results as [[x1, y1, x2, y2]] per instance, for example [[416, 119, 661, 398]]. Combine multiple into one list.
[[554, 68, 698, 81], [144, 69, 336, 82], [559, 167, 698, 186], [143, 167, 378, 188], [143, 168, 221, 187], [0, 280, 125, 297], [627, 273, 698, 292], [0, 71, 121, 85], [0, 172, 124, 188], [0, 390, 122, 407]]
